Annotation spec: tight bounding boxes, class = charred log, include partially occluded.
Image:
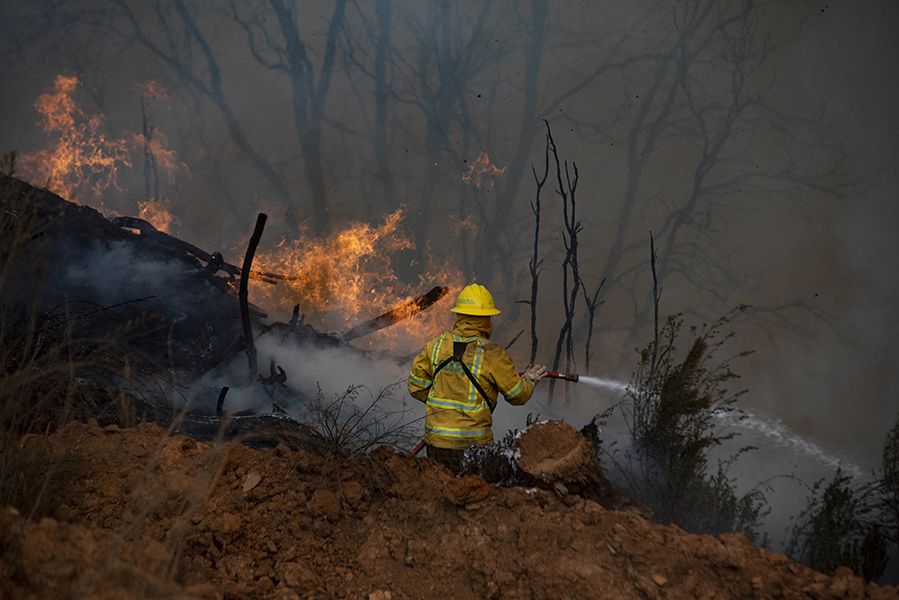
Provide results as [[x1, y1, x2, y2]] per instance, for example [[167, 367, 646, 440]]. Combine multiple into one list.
[[341, 285, 448, 342], [239, 213, 267, 381], [216, 386, 229, 417]]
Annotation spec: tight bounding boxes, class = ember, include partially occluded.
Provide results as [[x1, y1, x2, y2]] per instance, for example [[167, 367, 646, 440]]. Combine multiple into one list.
[[462, 152, 506, 188], [137, 199, 179, 233], [134, 132, 186, 182], [136, 79, 169, 103]]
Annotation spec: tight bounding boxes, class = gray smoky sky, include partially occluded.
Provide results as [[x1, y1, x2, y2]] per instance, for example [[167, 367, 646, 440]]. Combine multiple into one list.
[[0, 0, 897, 501]]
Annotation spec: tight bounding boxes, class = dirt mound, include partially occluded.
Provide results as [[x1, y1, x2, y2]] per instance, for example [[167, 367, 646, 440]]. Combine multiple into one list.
[[2, 420, 897, 599]]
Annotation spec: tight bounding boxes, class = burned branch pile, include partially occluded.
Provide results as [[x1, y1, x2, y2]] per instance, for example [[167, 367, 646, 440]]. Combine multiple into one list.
[[1, 174, 265, 373], [0, 175, 437, 451]]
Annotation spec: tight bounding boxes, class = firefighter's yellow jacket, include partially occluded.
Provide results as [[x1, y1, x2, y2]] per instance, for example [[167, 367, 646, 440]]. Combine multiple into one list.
[[407, 315, 535, 449]]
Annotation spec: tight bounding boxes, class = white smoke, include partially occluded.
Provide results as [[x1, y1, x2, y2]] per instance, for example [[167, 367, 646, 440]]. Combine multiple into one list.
[[64, 241, 194, 307], [184, 332, 425, 446]]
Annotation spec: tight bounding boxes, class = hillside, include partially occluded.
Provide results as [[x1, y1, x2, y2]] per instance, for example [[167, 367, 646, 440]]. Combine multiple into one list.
[[2, 420, 896, 599]]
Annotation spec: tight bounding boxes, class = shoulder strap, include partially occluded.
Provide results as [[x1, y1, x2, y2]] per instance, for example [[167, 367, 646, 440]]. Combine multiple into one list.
[[432, 334, 458, 376], [432, 340, 495, 412]]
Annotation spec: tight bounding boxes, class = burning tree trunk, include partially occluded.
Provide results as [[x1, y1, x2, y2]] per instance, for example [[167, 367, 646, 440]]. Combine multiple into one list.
[[340, 285, 448, 342]]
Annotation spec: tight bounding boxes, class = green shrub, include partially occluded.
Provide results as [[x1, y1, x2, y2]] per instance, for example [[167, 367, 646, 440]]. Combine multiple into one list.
[[786, 470, 886, 580], [787, 412, 899, 581], [613, 308, 768, 541]]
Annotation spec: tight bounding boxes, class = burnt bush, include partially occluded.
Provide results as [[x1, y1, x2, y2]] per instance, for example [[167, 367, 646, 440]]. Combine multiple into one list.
[[301, 382, 418, 457]]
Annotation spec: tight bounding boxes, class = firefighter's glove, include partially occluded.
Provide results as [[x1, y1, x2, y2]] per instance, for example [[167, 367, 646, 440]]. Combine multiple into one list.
[[523, 364, 548, 384]]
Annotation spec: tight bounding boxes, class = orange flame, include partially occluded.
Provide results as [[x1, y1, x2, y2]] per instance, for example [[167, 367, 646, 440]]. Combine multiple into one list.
[[254, 209, 464, 353], [255, 209, 412, 323], [137, 80, 170, 103], [19, 75, 461, 354], [21, 74, 186, 226], [451, 215, 478, 235], [133, 132, 189, 182], [138, 199, 179, 233], [462, 152, 506, 188], [135, 80, 188, 182], [20, 75, 132, 204]]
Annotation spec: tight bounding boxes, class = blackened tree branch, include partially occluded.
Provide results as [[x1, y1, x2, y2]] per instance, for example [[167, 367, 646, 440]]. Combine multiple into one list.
[[240, 213, 268, 382], [649, 231, 661, 381], [526, 122, 550, 364], [546, 123, 581, 402], [580, 275, 605, 374]]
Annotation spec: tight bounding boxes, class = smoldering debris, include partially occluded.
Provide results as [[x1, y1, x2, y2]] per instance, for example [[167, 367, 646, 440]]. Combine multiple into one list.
[[1, 174, 253, 372], [0, 175, 427, 451]]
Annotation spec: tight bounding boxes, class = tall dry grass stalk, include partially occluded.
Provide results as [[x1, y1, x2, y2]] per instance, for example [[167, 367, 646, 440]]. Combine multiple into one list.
[[0, 171, 146, 517]]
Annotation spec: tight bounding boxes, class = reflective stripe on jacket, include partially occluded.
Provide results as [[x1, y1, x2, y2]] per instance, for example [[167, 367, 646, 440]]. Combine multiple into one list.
[[407, 315, 534, 449]]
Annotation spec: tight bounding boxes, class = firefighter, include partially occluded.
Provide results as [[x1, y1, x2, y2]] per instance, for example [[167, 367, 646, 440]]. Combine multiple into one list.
[[407, 283, 547, 472]]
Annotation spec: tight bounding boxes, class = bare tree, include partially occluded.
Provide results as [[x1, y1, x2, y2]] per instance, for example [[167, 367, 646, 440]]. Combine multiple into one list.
[[606, 0, 848, 368], [229, 0, 348, 234], [0, 0, 852, 363], [580, 275, 605, 375], [111, 0, 298, 223], [527, 0, 848, 372], [519, 123, 550, 365], [478, 0, 548, 288], [544, 123, 581, 401], [372, 0, 396, 210]]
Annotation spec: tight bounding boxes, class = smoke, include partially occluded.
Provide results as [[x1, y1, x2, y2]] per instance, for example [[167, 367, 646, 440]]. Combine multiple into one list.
[[768, 0, 899, 465], [254, 333, 409, 404], [186, 332, 424, 440], [64, 241, 194, 307]]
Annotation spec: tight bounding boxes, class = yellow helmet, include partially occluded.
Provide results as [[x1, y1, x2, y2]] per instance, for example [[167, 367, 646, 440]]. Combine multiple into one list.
[[450, 283, 501, 316]]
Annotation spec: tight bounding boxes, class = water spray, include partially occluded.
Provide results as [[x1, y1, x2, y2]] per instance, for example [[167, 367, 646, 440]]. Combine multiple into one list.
[[573, 376, 866, 476], [577, 376, 631, 393]]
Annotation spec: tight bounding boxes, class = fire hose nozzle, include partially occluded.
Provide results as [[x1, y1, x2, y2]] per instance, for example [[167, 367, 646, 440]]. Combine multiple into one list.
[[519, 369, 580, 382], [544, 370, 580, 382]]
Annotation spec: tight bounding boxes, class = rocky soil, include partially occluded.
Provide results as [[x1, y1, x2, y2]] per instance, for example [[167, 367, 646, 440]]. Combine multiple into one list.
[[2, 420, 897, 599]]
